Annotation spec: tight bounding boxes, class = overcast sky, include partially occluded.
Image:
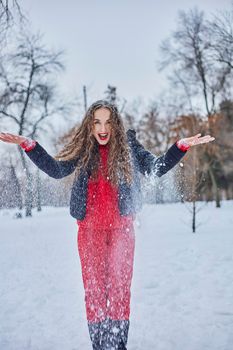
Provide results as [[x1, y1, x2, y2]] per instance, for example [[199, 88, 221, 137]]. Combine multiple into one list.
[[21, 0, 232, 109]]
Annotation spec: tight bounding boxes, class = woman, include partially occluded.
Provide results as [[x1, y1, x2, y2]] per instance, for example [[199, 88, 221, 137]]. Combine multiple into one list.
[[0, 100, 214, 349]]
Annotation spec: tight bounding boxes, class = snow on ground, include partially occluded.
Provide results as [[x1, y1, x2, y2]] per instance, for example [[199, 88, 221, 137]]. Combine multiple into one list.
[[0, 201, 233, 350]]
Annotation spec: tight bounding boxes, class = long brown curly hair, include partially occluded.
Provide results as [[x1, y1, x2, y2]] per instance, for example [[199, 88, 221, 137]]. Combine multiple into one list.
[[54, 100, 133, 185]]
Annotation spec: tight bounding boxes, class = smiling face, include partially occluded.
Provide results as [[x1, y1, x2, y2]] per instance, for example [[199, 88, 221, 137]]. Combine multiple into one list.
[[92, 107, 112, 145]]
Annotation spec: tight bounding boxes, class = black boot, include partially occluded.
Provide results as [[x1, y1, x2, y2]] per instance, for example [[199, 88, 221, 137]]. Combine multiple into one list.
[[101, 318, 129, 350], [113, 319, 129, 350], [88, 321, 105, 350]]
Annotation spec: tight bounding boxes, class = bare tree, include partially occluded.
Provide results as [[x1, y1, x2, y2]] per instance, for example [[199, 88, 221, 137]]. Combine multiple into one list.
[[159, 7, 233, 207], [104, 84, 127, 113], [0, 31, 70, 216], [209, 7, 233, 71], [104, 85, 118, 104], [137, 104, 163, 152], [172, 114, 208, 232], [159, 7, 232, 119], [0, 0, 23, 22], [0, 0, 25, 46], [0, 151, 23, 212]]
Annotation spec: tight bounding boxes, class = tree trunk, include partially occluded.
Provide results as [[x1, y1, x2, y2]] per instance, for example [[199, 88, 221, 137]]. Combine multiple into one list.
[[36, 167, 42, 212], [192, 200, 196, 233], [25, 172, 33, 216], [17, 146, 33, 216], [208, 166, 221, 208], [9, 163, 23, 210]]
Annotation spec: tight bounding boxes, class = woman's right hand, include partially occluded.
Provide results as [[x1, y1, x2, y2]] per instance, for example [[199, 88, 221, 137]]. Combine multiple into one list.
[[0, 132, 27, 145]]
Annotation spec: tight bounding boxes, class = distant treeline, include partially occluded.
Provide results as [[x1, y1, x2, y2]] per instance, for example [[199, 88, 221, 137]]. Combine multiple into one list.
[[0, 5, 233, 216]]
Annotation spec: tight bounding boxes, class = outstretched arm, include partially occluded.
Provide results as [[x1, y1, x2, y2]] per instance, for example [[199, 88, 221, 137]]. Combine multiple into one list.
[[127, 129, 215, 177], [134, 140, 187, 177], [152, 133, 215, 176], [0, 132, 78, 179]]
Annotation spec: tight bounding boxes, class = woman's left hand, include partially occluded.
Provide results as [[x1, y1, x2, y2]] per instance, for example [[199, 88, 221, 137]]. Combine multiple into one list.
[[179, 133, 215, 147]]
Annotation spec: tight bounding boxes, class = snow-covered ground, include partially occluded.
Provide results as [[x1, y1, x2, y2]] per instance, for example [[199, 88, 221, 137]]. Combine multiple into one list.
[[0, 201, 233, 350]]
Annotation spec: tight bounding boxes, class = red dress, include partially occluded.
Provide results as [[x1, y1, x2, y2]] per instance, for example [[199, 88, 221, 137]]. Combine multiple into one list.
[[77, 144, 135, 322]]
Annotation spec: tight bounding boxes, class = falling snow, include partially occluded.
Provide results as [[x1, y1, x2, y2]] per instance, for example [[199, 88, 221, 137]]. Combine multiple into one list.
[[0, 201, 233, 349]]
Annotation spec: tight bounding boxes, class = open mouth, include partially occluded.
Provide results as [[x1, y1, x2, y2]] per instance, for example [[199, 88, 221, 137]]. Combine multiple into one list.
[[98, 133, 108, 140]]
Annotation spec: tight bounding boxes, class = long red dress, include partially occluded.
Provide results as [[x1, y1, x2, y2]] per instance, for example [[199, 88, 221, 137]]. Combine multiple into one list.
[[77, 144, 135, 322]]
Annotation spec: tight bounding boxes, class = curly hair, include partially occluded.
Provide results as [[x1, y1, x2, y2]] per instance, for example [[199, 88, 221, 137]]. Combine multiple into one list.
[[54, 100, 133, 185]]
